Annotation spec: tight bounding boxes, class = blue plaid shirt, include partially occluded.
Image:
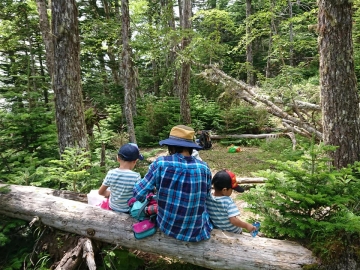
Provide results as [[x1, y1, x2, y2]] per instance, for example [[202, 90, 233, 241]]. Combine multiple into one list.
[[133, 153, 213, 242]]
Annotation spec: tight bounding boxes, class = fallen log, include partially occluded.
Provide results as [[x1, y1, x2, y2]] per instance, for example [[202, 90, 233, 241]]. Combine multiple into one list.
[[210, 134, 282, 140], [237, 177, 265, 184], [0, 184, 317, 270]]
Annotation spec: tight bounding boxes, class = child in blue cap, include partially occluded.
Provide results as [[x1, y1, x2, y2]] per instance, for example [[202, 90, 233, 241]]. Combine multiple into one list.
[[98, 143, 143, 213]]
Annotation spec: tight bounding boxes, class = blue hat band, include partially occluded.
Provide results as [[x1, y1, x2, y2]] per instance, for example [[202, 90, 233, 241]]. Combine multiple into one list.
[[168, 135, 194, 143]]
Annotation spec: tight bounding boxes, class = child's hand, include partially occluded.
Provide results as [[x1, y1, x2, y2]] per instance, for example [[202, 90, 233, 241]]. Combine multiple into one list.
[[250, 222, 260, 237]]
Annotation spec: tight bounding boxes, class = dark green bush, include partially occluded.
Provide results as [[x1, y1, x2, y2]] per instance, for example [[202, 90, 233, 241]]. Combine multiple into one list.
[[134, 95, 181, 147], [133, 95, 272, 146], [0, 216, 44, 269], [190, 95, 221, 131], [217, 103, 271, 134]]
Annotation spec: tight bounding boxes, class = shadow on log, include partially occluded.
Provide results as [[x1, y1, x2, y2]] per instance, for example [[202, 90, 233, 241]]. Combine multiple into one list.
[[0, 184, 318, 270]]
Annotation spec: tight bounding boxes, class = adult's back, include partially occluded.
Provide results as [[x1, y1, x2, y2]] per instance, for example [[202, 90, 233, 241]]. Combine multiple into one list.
[[133, 125, 213, 242]]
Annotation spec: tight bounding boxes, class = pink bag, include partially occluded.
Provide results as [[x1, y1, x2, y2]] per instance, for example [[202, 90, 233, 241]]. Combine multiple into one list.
[[100, 198, 110, 210], [132, 219, 156, 239]]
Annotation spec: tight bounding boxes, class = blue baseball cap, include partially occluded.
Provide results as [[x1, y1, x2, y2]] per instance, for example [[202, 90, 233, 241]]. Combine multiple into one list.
[[118, 143, 144, 161]]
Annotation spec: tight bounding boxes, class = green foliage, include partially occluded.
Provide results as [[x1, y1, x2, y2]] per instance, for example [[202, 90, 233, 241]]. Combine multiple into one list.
[[242, 142, 360, 263], [0, 0, 359, 267], [146, 257, 210, 270], [0, 218, 26, 248], [259, 136, 308, 161], [99, 248, 144, 270], [101, 104, 126, 135], [190, 95, 221, 131], [217, 103, 271, 134], [133, 95, 272, 146], [0, 107, 58, 183], [219, 138, 262, 147], [39, 147, 91, 192], [134, 95, 182, 146], [192, 9, 237, 63], [0, 216, 40, 269], [0, 0, 58, 185], [353, 0, 360, 82]]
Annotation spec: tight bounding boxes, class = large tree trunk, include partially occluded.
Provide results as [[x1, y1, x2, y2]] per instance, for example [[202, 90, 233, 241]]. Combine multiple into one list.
[[121, 0, 137, 143], [52, 0, 89, 153], [318, 0, 360, 168], [179, 0, 192, 124], [0, 184, 317, 270]]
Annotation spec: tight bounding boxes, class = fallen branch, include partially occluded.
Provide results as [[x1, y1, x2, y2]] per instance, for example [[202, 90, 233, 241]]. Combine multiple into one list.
[[55, 238, 85, 270], [83, 238, 96, 270]]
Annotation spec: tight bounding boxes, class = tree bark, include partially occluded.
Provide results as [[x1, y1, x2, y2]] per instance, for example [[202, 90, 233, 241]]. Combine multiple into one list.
[[179, 0, 192, 124], [121, 0, 137, 143], [288, 0, 294, 67], [83, 238, 96, 270], [35, 0, 54, 80], [52, 0, 89, 153], [54, 238, 85, 270], [318, 0, 360, 168], [0, 184, 317, 270], [237, 177, 265, 184], [164, 0, 180, 96], [246, 0, 254, 85]]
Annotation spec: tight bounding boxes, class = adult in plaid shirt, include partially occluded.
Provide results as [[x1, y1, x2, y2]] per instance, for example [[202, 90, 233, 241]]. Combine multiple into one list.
[[133, 125, 213, 242]]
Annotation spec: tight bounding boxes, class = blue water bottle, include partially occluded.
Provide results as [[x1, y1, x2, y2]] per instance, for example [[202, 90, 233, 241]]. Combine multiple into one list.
[[251, 221, 260, 237]]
